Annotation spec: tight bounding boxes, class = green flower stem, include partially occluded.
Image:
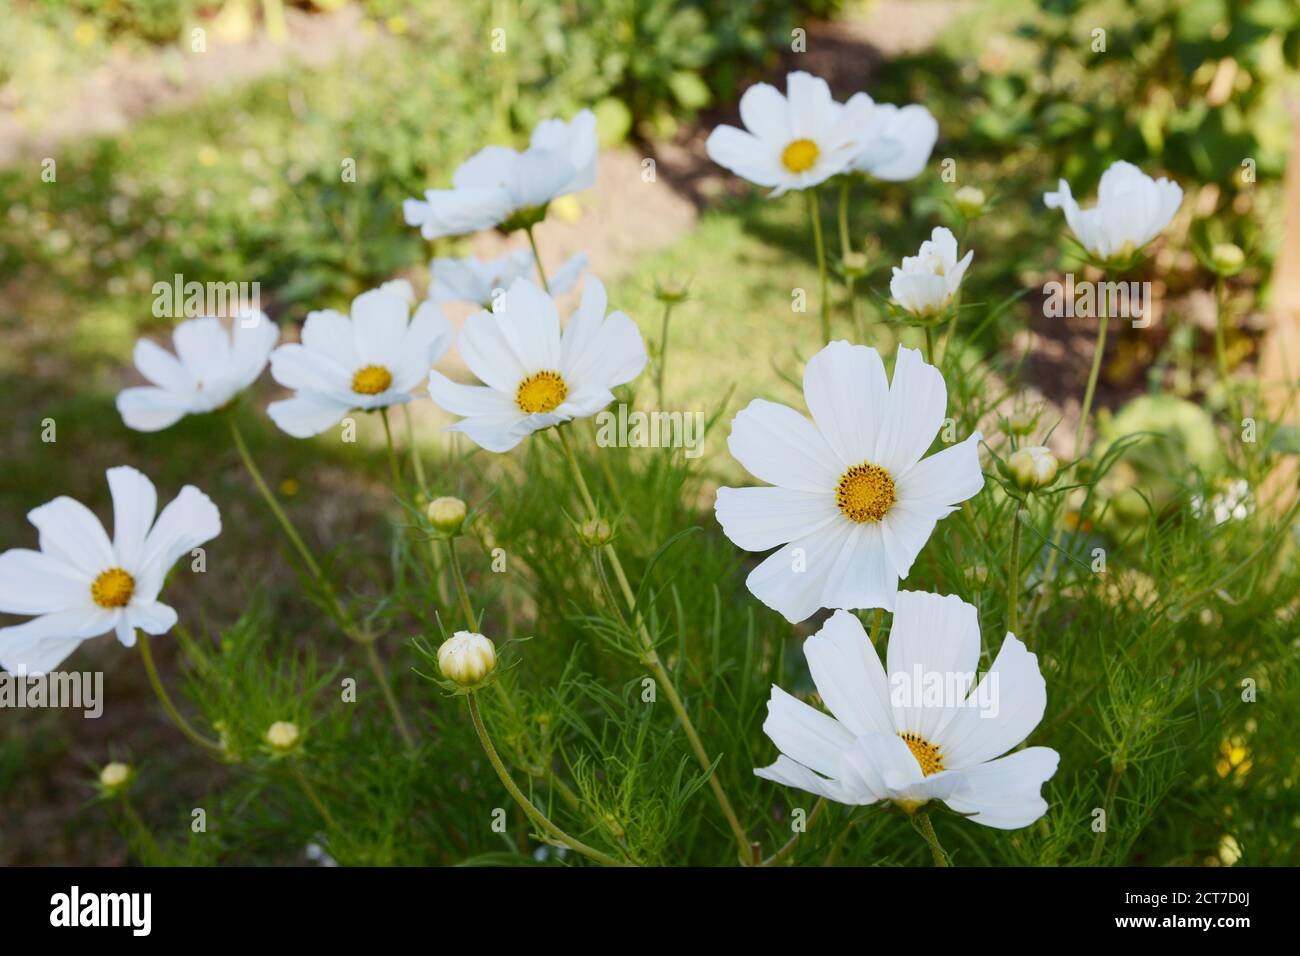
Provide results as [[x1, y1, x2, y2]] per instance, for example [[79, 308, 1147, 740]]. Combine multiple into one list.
[[443, 537, 479, 631], [526, 225, 550, 294], [808, 188, 831, 345], [1008, 505, 1024, 640], [290, 762, 340, 832], [761, 797, 827, 866], [117, 797, 163, 864], [138, 631, 222, 755], [1214, 275, 1238, 428], [555, 426, 754, 863], [380, 408, 404, 494], [911, 810, 950, 866], [837, 180, 859, 335], [868, 607, 885, 647], [468, 693, 627, 867], [402, 403, 429, 497], [924, 325, 936, 365], [228, 413, 416, 752], [656, 299, 676, 409]]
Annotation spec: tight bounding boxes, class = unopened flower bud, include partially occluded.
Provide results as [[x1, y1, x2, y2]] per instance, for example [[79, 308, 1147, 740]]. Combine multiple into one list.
[[438, 631, 497, 687], [265, 721, 301, 754], [1008, 410, 1037, 437], [841, 251, 868, 278], [427, 496, 467, 535], [578, 517, 614, 547], [954, 186, 986, 218], [653, 277, 690, 305], [964, 564, 989, 585], [1210, 242, 1244, 275], [1007, 446, 1058, 491], [99, 761, 132, 796]]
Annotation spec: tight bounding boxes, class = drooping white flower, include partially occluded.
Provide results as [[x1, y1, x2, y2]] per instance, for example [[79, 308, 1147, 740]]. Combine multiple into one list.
[[715, 342, 983, 621], [267, 285, 453, 438], [430, 250, 587, 308], [428, 277, 646, 453], [0, 466, 221, 674], [116, 314, 279, 432], [848, 99, 938, 181], [1044, 160, 1183, 263], [403, 110, 597, 240], [756, 595, 1059, 829], [889, 227, 974, 319], [706, 72, 873, 196]]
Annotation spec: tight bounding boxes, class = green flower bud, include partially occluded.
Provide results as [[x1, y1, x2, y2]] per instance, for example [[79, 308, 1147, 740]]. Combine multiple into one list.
[[438, 631, 497, 687], [954, 185, 986, 218], [265, 721, 301, 755], [1007, 446, 1059, 492], [427, 496, 468, 535], [98, 761, 133, 797]]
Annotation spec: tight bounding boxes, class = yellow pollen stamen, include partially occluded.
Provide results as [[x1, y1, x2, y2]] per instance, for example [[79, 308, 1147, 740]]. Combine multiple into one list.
[[835, 463, 896, 523], [91, 568, 134, 609], [900, 732, 945, 777], [781, 138, 820, 173], [516, 370, 568, 414], [351, 365, 392, 395]]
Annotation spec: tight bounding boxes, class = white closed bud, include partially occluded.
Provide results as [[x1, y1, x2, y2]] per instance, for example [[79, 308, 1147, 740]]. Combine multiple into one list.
[[578, 517, 614, 547], [427, 495, 468, 535], [1210, 242, 1244, 274], [438, 631, 497, 686], [265, 720, 301, 753], [1007, 446, 1058, 491], [99, 761, 132, 795], [954, 185, 986, 217], [1008, 410, 1037, 436]]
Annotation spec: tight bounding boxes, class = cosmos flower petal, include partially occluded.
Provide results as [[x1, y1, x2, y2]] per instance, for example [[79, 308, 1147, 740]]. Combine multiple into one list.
[[755, 755, 855, 803], [266, 393, 351, 439], [803, 610, 895, 737], [727, 399, 841, 493], [738, 82, 790, 142], [0, 607, 116, 675], [937, 634, 1047, 769], [896, 431, 984, 508], [446, 413, 534, 453], [28, 497, 115, 579], [300, 309, 359, 370], [714, 486, 839, 552], [705, 126, 785, 188], [745, 518, 855, 623], [107, 465, 158, 571], [115, 387, 192, 433], [0, 549, 89, 615], [428, 372, 519, 418], [350, 288, 411, 367], [803, 340, 889, 466], [127, 600, 179, 636], [943, 747, 1059, 829], [886, 591, 981, 744], [133, 338, 194, 392], [762, 684, 856, 778], [173, 317, 233, 384], [820, 522, 900, 613], [140, 485, 221, 578], [874, 346, 947, 473]]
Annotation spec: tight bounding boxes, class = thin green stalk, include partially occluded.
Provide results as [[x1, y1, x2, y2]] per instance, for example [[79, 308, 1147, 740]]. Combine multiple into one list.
[[1008, 506, 1023, 639], [402, 403, 428, 497], [808, 188, 831, 345], [1089, 756, 1126, 866], [868, 607, 884, 648], [1214, 274, 1238, 428], [138, 631, 222, 755], [363, 642, 416, 751], [924, 326, 936, 365], [380, 408, 403, 494], [468, 693, 627, 867], [444, 537, 478, 631], [291, 762, 340, 831], [656, 300, 676, 408], [911, 810, 949, 866], [836, 180, 860, 340], [761, 797, 827, 866], [555, 426, 753, 862], [526, 225, 550, 293]]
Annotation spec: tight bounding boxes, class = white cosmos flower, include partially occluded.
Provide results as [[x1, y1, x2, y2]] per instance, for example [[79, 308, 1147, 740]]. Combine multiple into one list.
[[716, 342, 983, 621], [756, 595, 1059, 829], [1044, 160, 1183, 263], [116, 313, 279, 432], [428, 277, 646, 453], [848, 99, 938, 181], [0, 466, 221, 674], [403, 110, 597, 240], [889, 227, 974, 318], [430, 250, 587, 308], [706, 72, 873, 196], [267, 286, 453, 438]]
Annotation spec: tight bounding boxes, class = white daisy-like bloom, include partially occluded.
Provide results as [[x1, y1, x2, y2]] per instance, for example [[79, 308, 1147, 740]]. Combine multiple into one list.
[[428, 276, 646, 453], [403, 110, 597, 240], [715, 342, 983, 621], [430, 249, 587, 308], [848, 99, 938, 181], [756, 595, 1059, 829], [266, 285, 453, 438], [1044, 160, 1183, 262], [0, 466, 221, 674], [116, 313, 279, 432], [889, 227, 974, 319], [706, 71, 874, 196]]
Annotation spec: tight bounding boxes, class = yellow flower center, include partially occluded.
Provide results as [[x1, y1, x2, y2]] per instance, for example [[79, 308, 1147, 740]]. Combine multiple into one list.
[[781, 138, 820, 173], [835, 463, 896, 523], [900, 732, 945, 777], [91, 568, 135, 608], [351, 365, 393, 395], [516, 370, 568, 414]]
